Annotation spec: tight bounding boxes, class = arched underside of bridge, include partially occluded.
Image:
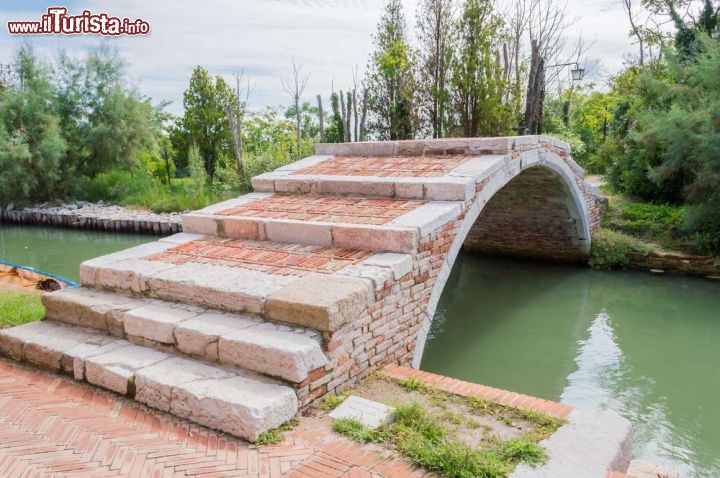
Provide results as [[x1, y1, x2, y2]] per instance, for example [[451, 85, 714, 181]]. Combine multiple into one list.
[[464, 166, 590, 262]]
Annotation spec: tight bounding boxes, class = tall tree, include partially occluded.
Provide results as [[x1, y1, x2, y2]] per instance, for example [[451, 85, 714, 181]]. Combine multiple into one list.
[[176, 66, 232, 180], [0, 46, 66, 206], [282, 58, 310, 159], [416, 0, 455, 138], [450, 0, 508, 137], [365, 0, 417, 140], [223, 70, 254, 179], [326, 92, 345, 143]]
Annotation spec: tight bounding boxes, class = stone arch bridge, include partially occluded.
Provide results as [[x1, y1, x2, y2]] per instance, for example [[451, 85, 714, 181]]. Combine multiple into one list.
[[0, 136, 604, 441]]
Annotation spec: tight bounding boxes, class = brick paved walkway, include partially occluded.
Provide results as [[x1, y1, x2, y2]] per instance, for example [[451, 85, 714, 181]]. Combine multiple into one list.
[[294, 155, 472, 178], [146, 237, 372, 277], [0, 359, 428, 478], [0, 356, 579, 478], [217, 195, 426, 226]]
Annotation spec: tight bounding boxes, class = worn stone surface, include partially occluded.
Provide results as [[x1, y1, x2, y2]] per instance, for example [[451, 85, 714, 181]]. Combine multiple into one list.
[[122, 302, 200, 344], [43, 288, 143, 333], [170, 374, 298, 442], [134, 357, 234, 412], [84, 344, 169, 395], [510, 408, 632, 478], [329, 395, 394, 428], [175, 311, 259, 357], [265, 273, 374, 332], [218, 327, 327, 382]]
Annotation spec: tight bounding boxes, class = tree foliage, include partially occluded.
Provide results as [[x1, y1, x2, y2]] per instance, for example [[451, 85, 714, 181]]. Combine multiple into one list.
[[450, 0, 510, 137], [365, 0, 417, 140], [172, 66, 233, 180]]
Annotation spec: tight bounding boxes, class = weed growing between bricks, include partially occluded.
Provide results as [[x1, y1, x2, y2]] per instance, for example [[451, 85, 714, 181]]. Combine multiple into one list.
[[253, 418, 299, 445], [328, 374, 564, 478]]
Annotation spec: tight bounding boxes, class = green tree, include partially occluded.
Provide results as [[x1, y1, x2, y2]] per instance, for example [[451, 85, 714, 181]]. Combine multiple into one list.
[[55, 46, 160, 178], [325, 92, 345, 143], [449, 0, 509, 137], [365, 0, 417, 140], [0, 46, 67, 206], [174, 66, 232, 180]]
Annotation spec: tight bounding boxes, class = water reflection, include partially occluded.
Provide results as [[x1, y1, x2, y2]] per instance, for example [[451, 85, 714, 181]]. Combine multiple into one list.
[[421, 254, 720, 477]]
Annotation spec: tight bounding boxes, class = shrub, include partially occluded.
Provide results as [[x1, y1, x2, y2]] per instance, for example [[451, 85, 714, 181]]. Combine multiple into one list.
[[589, 228, 652, 270]]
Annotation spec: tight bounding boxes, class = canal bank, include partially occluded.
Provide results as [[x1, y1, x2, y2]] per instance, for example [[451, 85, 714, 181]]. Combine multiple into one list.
[[1, 202, 181, 235]]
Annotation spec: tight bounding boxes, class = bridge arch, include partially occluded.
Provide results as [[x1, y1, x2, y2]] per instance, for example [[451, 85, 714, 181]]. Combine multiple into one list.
[[411, 149, 592, 367]]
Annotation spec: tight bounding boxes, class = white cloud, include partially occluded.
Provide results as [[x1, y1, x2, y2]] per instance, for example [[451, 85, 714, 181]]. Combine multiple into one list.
[[1, 0, 637, 115]]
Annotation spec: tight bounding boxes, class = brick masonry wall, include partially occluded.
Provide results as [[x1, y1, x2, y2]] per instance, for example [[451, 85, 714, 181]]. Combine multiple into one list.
[[463, 167, 588, 262], [306, 140, 606, 402]]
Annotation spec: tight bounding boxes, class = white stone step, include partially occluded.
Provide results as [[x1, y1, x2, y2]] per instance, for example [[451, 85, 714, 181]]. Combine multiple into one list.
[[0, 320, 298, 442], [79, 240, 298, 315], [251, 153, 510, 201], [42, 287, 328, 383], [182, 195, 462, 254], [78, 235, 380, 334]]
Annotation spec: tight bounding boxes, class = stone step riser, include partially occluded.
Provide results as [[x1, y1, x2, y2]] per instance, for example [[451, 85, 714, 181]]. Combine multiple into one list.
[[42, 289, 328, 384], [251, 175, 476, 202], [182, 213, 420, 254], [0, 320, 298, 442]]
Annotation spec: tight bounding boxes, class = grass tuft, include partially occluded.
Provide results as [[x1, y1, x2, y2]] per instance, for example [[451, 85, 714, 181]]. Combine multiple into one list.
[[399, 377, 426, 392], [254, 419, 298, 445], [0, 290, 45, 328], [318, 392, 349, 411], [332, 418, 389, 443]]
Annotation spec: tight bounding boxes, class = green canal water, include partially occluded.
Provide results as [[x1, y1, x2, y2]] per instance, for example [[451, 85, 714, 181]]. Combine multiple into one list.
[[422, 254, 720, 477], [0, 224, 152, 282], [2, 225, 719, 476]]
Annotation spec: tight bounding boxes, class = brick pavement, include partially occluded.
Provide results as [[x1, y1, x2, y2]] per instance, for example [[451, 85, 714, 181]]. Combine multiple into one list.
[[293, 155, 473, 178], [0, 358, 429, 478], [217, 195, 426, 226], [146, 237, 372, 277]]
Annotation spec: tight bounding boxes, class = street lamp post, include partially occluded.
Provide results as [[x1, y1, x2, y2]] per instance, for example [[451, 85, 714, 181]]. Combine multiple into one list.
[[546, 62, 586, 128]]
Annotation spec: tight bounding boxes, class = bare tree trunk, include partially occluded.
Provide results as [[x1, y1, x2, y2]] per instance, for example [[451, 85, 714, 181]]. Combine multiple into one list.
[[352, 89, 358, 142], [522, 39, 545, 135], [345, 91, 352, 143], [359, 88, 368, 142], [339, 91, 347, 143], [282, 58, 310, 158], [225, 71, 254, 180], [317, 94, 326, 143]]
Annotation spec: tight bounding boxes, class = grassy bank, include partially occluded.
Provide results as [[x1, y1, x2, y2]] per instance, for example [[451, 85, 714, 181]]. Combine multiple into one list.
[[0, 290, 45, 328], [325, 375, 561, 478], [590, 185, 716, 270]]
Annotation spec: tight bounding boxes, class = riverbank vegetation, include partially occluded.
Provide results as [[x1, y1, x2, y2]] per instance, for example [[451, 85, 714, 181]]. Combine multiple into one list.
[[0, 290, 44, 328], [0, 0, 718, 254], [326, 374, 561, 478]]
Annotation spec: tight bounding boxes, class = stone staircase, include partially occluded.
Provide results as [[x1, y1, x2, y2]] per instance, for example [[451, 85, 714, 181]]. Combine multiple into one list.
[[0, 136, 597, 443]]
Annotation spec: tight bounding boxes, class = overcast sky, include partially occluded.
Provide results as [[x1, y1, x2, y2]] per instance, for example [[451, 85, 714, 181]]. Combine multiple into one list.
[[1, 0, 635, 115]]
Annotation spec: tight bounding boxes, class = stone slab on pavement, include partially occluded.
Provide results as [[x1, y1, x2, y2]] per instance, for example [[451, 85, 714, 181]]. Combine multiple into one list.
[[329, 395, 394, 429]]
